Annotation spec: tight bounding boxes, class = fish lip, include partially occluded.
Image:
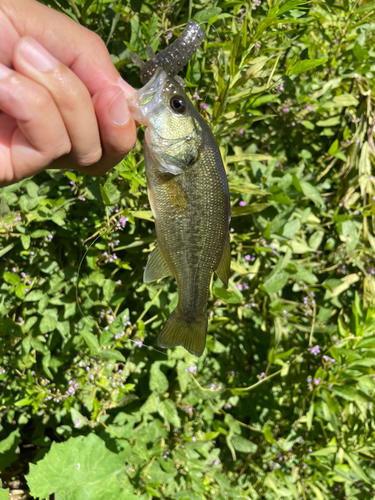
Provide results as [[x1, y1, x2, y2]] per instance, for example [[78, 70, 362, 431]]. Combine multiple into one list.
[[127, 68, 168, 125]]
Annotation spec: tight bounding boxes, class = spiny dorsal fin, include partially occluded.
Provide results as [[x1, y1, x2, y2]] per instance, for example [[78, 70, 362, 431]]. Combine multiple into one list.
[[144, 242, 172, 283], [215, 236, 231, 287]]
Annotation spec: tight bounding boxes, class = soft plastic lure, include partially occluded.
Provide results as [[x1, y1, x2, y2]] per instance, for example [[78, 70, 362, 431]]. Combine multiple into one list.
[[130, 20, 205, 84]]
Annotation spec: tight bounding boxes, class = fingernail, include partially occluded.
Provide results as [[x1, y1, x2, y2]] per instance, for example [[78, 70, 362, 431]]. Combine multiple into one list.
[[20, 37, 58, 72], [118, 77, 135, 99], [0, 64, 12, 80], [108, 90, 130, 125]]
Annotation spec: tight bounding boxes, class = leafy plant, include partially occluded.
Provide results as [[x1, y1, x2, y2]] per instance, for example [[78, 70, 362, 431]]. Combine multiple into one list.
[[1, 0, 375, 498]]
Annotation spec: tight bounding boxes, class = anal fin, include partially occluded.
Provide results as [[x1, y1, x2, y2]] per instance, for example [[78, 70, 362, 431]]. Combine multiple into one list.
[[215, 236, 231, 287], [144, 242, 172, 283]]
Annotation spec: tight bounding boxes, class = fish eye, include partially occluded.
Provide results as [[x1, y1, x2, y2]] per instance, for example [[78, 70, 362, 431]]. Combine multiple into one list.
[[170, 96, 187, 114]]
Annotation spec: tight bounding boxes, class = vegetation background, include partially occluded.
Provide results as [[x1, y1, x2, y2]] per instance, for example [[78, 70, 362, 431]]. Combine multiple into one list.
[[1, 0, 375, 498]]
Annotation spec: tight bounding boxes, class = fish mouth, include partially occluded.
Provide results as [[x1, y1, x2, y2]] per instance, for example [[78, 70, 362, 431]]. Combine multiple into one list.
[[127, 68, 167, 125]]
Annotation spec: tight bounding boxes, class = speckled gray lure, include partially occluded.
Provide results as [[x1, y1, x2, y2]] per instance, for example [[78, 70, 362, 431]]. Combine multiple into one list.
[[130, 20, 205, 84]]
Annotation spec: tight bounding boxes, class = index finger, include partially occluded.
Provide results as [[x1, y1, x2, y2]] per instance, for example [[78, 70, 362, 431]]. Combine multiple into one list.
[[0, 0, 134, 96]]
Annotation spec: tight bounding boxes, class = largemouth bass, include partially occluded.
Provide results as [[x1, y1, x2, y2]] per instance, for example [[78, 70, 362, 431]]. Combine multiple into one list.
[[128, 24, 231, 357]]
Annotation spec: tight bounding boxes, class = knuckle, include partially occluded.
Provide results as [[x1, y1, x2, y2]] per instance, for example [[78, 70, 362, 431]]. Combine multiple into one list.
[[76, 146, 102, 167], [86, 31, 107, 54], [53, 137, 72, 158]]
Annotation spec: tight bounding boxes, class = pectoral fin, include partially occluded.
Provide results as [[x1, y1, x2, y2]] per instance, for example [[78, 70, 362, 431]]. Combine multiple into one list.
[[215, 236, 231, 287], [144, 243, 172, 283]]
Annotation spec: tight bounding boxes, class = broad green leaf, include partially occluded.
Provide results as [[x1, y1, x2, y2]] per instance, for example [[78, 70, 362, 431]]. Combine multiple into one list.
[[287, 58, 327, 76], [158, 399, 181, 427], [0, 430, 20, 473], [150, 363, 169, 394], [99, 349, 126, 362], [79, 330, 100, 354], [3, 272, 21, 285], [193, 7, 222, 22], [231, 435, 258, 454], [27, 434, 128, 499], [40, 315, 57, 334], [262, 271, 289, 293]]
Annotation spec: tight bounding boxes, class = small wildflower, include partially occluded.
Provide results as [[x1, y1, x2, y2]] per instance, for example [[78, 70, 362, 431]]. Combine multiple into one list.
[[314, 378, 321, 385], [239, 201, 246, 207], [193, 93, 200, 99], [75, 419, 82, 428], [200, 103, 208, 110], [245, 254, 251, 261], [258, 372, 265, 379], [119, 216, 129, 228], [188, 366, 197, 374], [167, 32, 173, 38], [306, 105, 312, 111], [210, 383, 216, 390], [238, 129, 244, 135], [309, 345, 320, 356]]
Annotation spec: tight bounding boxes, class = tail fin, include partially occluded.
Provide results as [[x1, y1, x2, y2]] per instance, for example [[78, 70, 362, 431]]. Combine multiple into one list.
[[157, 309, 207, 357]]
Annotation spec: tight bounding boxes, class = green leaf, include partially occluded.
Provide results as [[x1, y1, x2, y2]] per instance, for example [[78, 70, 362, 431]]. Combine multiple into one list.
[[21, 234, 31, 250], [150, 363, 169, 394], [262, 271, 289, 293], [40, 315, 57, 334], [0, 488, 9, 500], [193, 7, 222, 22], [230, 435, 258, 454], [24, 290, 45, 302], [158, 399, 181, 427], [287, 58, 327, 76], [316, 116, 341, 127], [4, 272, 21, 285], [328, 139, 339, 156], [330, 386, 372, 404], [0, 430, 20, 473], [30, 229, 50, 238], [231, 203, 271, 217], [27, 434, 128, 499], [99, 184, 111, 205], [332, 94, 359, 107], [80, 330, 100, 354], [99, 349, 126, 362]]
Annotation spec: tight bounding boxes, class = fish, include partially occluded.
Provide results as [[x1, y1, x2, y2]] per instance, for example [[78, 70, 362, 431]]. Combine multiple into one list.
[[127, 22, 231, 357]]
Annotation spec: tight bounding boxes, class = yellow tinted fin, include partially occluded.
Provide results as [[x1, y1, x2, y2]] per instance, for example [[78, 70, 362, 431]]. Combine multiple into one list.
[[157, 310, 207, 357], [143, 243, 172, 283], [215, 236, 231, 287]]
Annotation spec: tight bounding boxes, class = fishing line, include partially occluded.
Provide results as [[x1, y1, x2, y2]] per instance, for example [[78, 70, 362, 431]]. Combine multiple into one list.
[[75, 229, 172, 359]]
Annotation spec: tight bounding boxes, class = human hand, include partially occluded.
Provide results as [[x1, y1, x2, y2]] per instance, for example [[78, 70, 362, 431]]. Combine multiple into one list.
[[0, 0, 137, 187]]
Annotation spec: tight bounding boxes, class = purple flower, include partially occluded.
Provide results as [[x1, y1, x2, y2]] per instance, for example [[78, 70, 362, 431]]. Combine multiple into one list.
[[193, 93, 200, 99], [200, 103, 208, 110], [167, 32, 172, 38], [80, 196, 86, 201], [188, 366, 197, 374], [210, 383, 216, 390], [239, 201, 246, 207], [237, 284, 243, 291], [306, 105, 312, 111], [119, 216, 129, 228], [245, 255, 251, 261], [239, 129, 244, 135], [75, 419, 82, 427], [283, 107, 290, 113], [309, 345, 320, 356], [258, 372, 265, 379], [314, 378, 321, 385]]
